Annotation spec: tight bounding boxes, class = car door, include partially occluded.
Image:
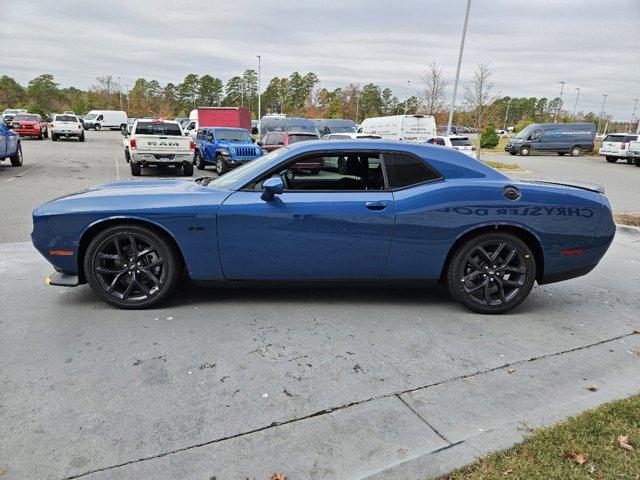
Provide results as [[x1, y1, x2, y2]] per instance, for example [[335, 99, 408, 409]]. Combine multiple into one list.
[[528, 129, 543, 151], [0, 117, 8, 157], [217, 150, 396, 280], [203, 129, 216, 159]]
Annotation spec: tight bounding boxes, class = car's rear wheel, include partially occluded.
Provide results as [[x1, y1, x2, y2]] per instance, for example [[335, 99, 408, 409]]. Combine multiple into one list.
[[557, 152, 566, 156], [446, 232, 536, 314], [44, 129, 49, 138], [183, 163, 194, 176], [570, 146, 582, 157], [626, 158, 633, 164], [37, 132, 43, 140], [84, 225, 181, 309], [130, 162, 141, 176], [634, 158, 640, 167], [194, 151, 205, 170], [79, 132, 85, 142], [9, 144, 23, 166], [605, 156, 617, 163], [519, 146, 530, 156]]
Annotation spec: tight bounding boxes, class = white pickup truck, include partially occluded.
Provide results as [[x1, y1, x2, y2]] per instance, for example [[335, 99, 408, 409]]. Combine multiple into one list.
[[626, 139, 640, 167], [124, 119, 195, 176]]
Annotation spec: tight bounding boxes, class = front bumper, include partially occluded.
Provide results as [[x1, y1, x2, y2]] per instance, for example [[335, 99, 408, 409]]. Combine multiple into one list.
[[626, 150, 640, 158], [46, 271, 79, 287]]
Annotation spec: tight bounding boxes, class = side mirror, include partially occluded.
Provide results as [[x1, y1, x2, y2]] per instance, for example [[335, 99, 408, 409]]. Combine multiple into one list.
[[120, 126, 128, 136], [261, 177, 285, 201]]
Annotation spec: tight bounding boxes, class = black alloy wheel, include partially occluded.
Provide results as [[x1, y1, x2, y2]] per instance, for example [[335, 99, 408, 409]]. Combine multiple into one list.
[[84, 225, 180, 308], [447, 232, 536, 314]]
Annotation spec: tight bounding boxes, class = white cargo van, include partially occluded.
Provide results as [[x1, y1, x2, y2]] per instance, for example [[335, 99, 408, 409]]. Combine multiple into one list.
[[82, 110, 127, 131], [358, 115, 436, 142]]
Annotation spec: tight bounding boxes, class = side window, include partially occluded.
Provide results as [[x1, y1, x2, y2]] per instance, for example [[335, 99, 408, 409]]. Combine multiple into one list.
[[530, 130, 542, 140], [97, 115, 103, 121], [436, 138, 446, 146], [274, 133, 284, 145], [384, 153, 440, 189]]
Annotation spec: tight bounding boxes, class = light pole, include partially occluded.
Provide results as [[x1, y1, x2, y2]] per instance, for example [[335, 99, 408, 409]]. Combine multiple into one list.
[[596, 94, 608, 134], [628, 98, 638, 133], [553, 81, 565, 123], [446, 0, 471, 135], [404, 80, 411, 114], [124, 83, 130, 110], [572, 87, 580, 117], [502, 99, 511, 131], [256, 55, 261, 120], [118, 76, 122, 110], [355, 88, 360, 123]]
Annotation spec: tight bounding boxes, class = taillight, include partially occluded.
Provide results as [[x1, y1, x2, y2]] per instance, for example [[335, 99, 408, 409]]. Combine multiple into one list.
[[130, 139, 137, 149], [189, 139, 196, 150]]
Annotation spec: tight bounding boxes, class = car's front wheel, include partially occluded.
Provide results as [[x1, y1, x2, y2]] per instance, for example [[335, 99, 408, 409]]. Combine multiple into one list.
[[79, 132, 85, 142], [446, 232, 536, 314], [605, 156, 617, 163], [94, 124, 101, 131], [84, 224, 181, 309], [519, 146, 530, 156], [183, 163, 194, 176], [9, 143, 23, 166], [216, 154, 228, 175]]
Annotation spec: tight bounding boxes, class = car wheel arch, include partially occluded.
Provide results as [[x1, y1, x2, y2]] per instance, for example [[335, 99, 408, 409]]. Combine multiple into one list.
[[438, 223, 544, 284], [77, 217, 187, 283]]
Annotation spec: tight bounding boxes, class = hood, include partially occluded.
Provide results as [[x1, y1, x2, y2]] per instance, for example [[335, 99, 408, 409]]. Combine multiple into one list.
[[41, 179, 233, 215]]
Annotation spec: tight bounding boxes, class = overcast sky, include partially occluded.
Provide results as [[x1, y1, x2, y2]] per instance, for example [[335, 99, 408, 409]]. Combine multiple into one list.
[[1, 0, 639, 120]]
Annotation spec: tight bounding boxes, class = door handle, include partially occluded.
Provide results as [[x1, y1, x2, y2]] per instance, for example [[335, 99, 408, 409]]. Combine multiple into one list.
[[365, 201, 387, 211]]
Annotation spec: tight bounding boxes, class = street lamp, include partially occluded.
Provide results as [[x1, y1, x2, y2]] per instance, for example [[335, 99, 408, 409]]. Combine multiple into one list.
[[256, 55, 261, 120], [596, 94, 608, 134], [628, 98, 638, 133], [404, 80, 411, 114], [118, 76, 122, 111], [553, 81, 565, 123], [572, 87, 580, 117], [446, 0, 472, 135]]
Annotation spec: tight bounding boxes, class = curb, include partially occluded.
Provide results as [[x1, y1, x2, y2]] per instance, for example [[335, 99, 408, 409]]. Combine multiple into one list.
[[616, 224, 640, 236]]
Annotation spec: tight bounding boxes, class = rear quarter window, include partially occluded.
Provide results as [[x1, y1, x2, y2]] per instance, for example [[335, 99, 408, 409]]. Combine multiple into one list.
[[383, 152, 441, 189], [450, 137, 472, 146]]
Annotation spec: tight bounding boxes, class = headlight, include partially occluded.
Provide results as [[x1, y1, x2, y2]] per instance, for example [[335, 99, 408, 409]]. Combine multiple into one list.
[[229, 147, 236, 154]]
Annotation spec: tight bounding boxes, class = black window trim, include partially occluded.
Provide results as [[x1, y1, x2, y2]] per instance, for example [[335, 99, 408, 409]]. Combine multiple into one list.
[[239, 148, 444, 193]]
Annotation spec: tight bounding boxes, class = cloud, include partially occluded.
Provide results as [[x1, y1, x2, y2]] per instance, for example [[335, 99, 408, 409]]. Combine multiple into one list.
[[1, 0, 638, 119]]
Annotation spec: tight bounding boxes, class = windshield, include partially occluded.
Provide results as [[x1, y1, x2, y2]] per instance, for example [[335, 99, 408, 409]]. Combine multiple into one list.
[[331, 125, 357, 133], [514, 125, 535, 139], [4, 110, 20, 115], [55, 115, 78, 122], [215, 129, 251, 142], [13, 114, 39, 121], [208, 148, 287, 189], [289, 134, 318, 144], [84, 114, 98, 120], [135, 121, 182, 136]]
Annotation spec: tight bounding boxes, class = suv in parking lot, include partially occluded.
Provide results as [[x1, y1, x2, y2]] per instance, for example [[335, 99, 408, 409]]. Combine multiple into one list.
[[193, 127, 262, 174], [425, 135, 477, 158], [0, 115, 23, 166], [599, 133, 638, 163], [259, 131, 322, 173]]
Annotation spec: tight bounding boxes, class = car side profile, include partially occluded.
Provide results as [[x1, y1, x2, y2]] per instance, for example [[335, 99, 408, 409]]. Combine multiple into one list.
[[32, 140, 615, 314], [0, 115, 23, 166], [193, 127, 261, 174], [505, 123, 596, 156]]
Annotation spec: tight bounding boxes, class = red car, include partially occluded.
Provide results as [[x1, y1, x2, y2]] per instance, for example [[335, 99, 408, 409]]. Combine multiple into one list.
[[259, 131, 322, 173], [11, 114, 49, 140]]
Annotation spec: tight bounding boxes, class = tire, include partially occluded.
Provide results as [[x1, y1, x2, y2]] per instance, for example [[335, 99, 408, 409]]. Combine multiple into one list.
[[51, 133, 58, 141], [44, 129, 49, 139], [634, 158, 640, 167], [509, 151, 517, 156], [94, 124, 101, 131], [130, 162, 141, 176], [519, 146, 530, 156], [9, 143, 23, 167], [446, 232, 536, 314], [79, 132, 85, 142], [216, 154, 228, 175], [194, 151, 205, 170], [626, 158, 633, 165], [37, 132, 43, 140], [605, 156, 617, 163], [557, 152, 566, 156], [124, 148, 130, 162], [570, 146, 582, 157], [83, 224, 181, 309], [182, 163, 194, 176]]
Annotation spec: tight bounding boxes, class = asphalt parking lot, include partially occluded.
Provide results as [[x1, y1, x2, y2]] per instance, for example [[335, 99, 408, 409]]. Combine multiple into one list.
[[1, 132, 640, 479]]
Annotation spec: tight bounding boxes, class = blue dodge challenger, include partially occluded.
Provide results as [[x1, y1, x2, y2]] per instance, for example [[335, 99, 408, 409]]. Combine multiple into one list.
[[32, 140, 615, 313]]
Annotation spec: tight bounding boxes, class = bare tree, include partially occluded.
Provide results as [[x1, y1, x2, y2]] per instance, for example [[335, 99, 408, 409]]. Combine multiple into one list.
[[464, 62, 497, 132], [422, 63, 447, 115]]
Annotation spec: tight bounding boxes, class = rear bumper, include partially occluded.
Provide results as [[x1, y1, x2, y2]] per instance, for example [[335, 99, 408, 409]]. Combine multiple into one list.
[[131, 152, 193, 165], [52, 129, 82, 136]]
